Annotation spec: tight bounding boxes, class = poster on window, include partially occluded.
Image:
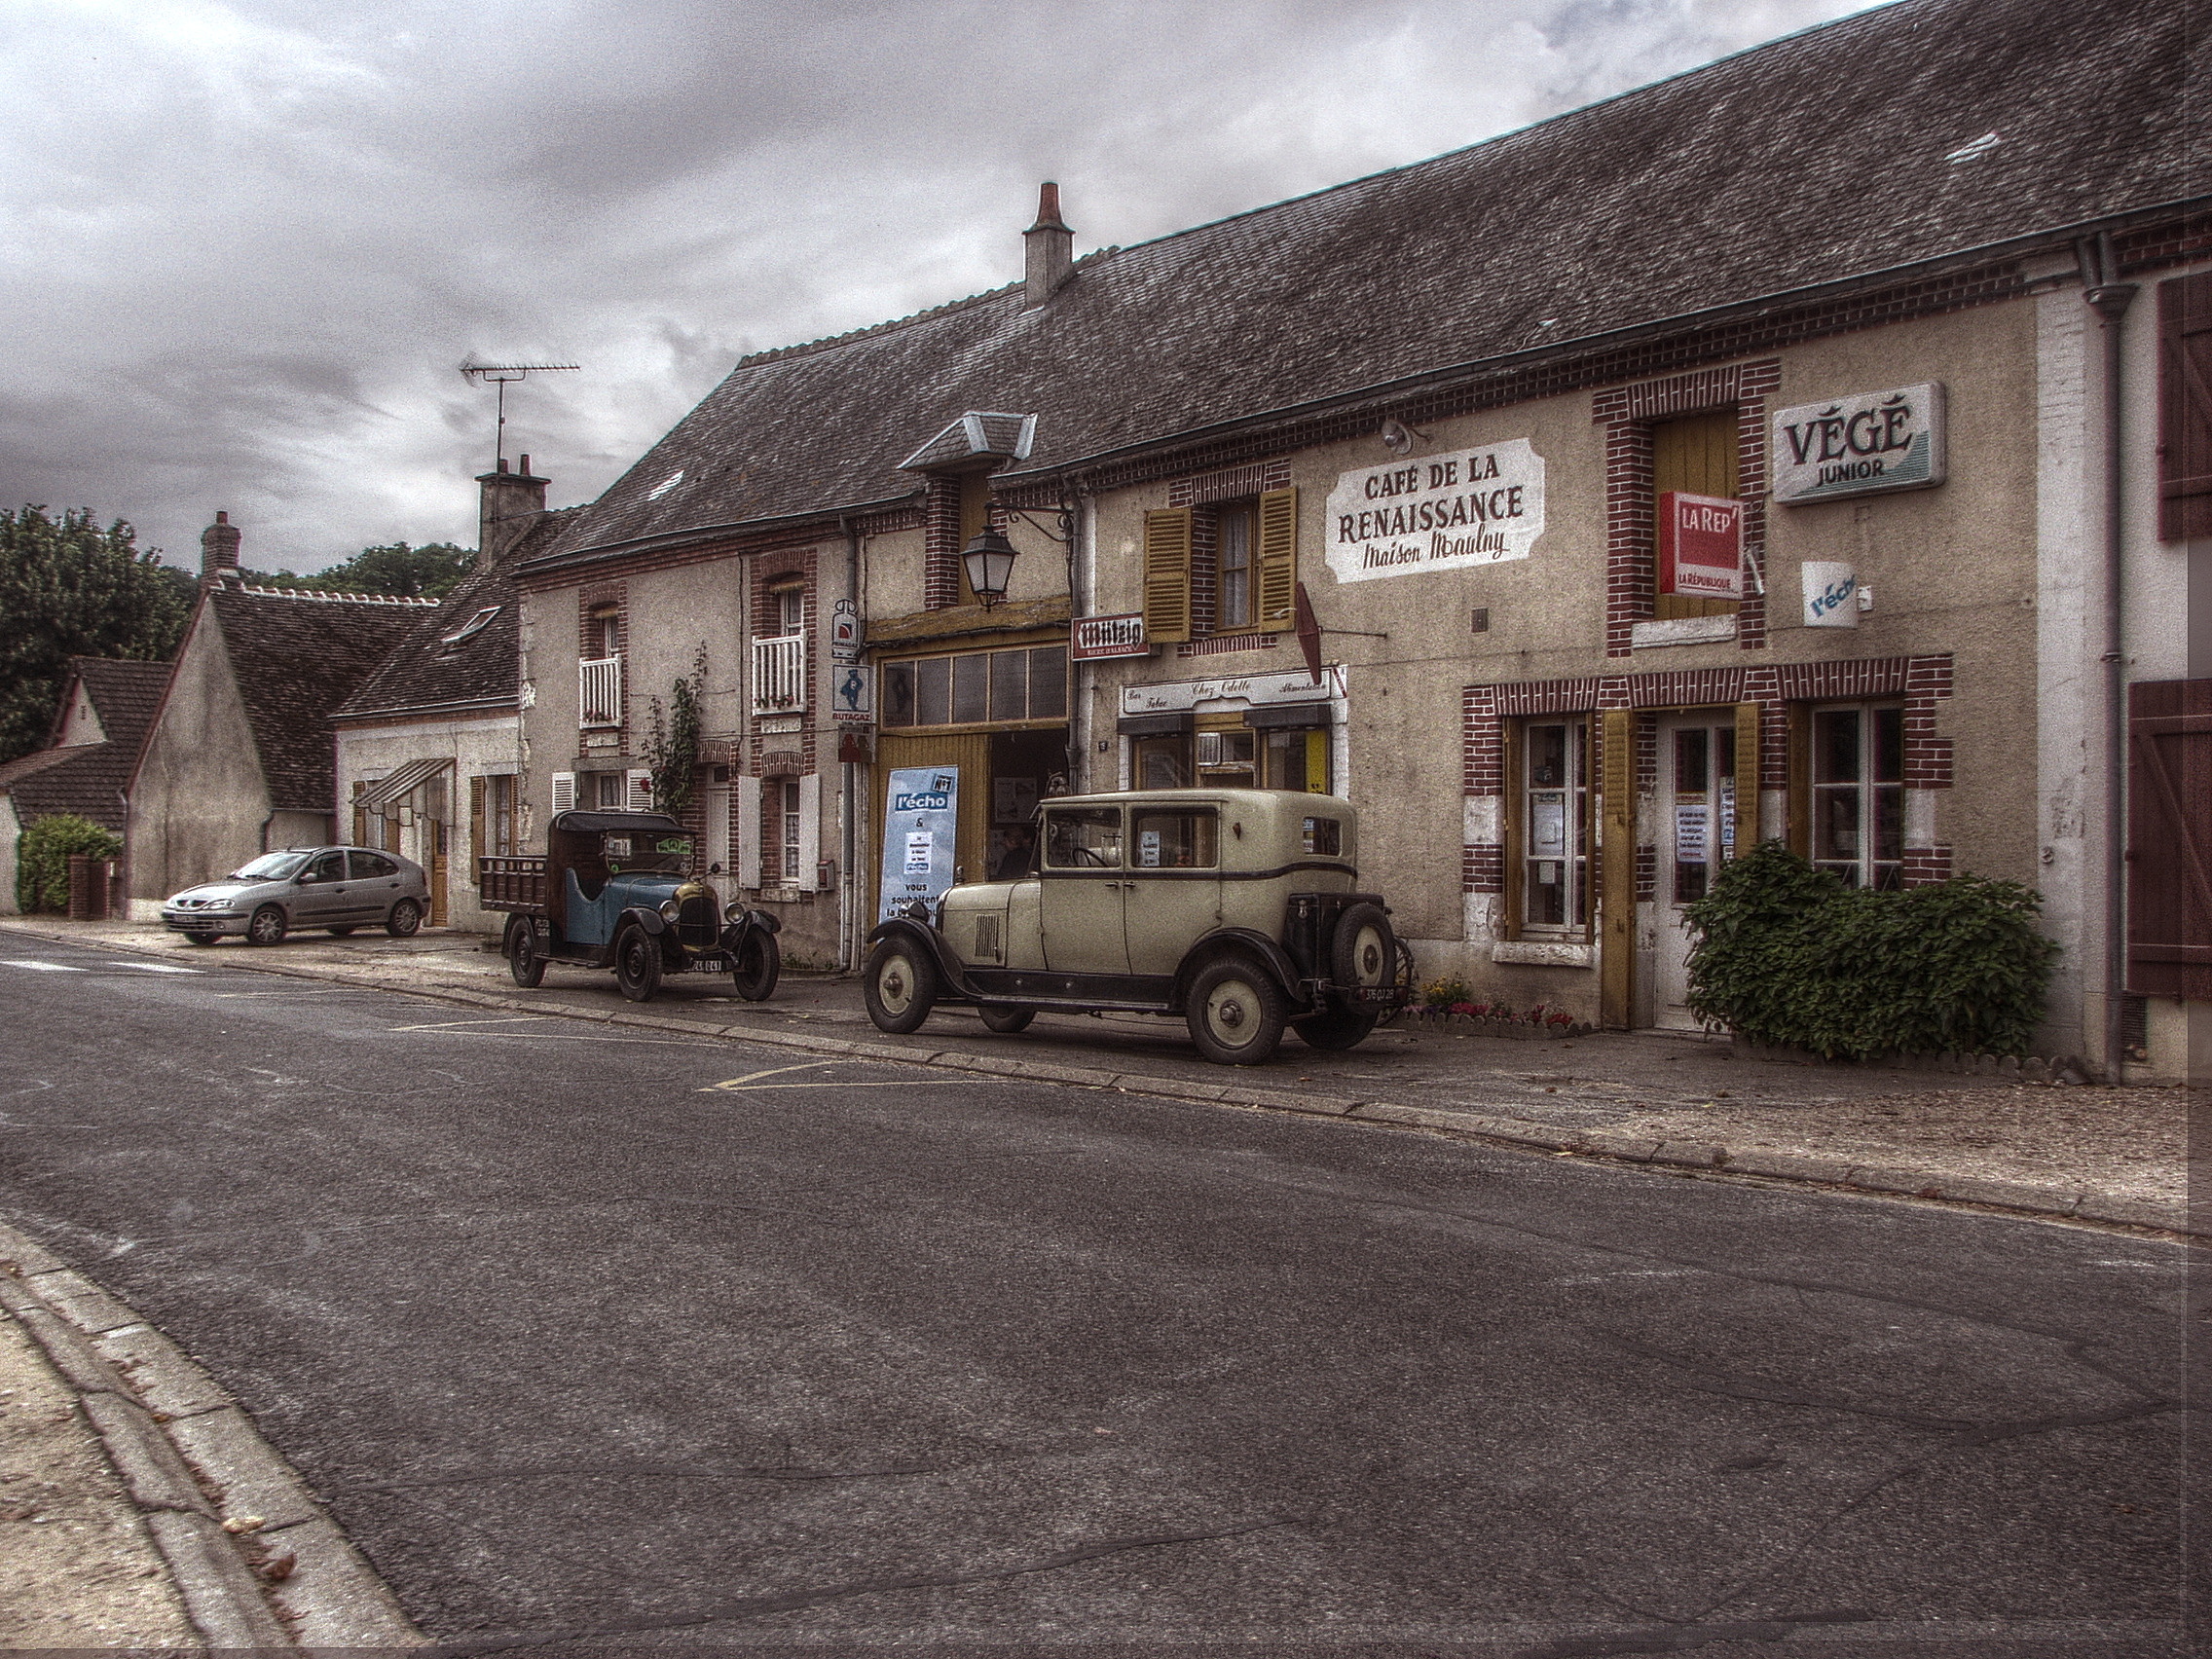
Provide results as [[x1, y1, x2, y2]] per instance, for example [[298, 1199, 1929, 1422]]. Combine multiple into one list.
[[879, 767, 959, 921], [1530, 791, 1567, 858], [1675, 803, 1709, 865]]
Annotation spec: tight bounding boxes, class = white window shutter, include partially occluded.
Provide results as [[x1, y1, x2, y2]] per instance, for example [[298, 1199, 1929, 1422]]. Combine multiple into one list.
[[551, 771, 576, 813], [626, 767, 654, 812], [797, 772, 821, 889], [737, 774, 761, 888]]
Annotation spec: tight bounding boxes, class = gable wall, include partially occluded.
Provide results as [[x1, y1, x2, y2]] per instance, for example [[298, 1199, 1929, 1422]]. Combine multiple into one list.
[[127, 613, 271, 913]]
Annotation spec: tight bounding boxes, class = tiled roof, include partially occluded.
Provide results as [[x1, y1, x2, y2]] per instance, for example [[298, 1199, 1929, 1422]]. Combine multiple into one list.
[[334, 508, 578, 721], [207, 583, 428, 811], [0, 658, 174, 831], [535, 0, 2199, 567]]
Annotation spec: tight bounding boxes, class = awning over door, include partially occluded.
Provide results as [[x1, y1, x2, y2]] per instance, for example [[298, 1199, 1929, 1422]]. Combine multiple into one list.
[[357, 757, 450, 811]]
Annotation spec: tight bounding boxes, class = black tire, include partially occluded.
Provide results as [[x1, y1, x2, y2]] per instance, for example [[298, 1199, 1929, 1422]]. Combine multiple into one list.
[[732, 930, 780, 1001], [386, 898, 423, 938], [507, 919, 546, 988], [864, 938, 937, 1034], [1294, 1002, 1379, 1051], [246, 904, 286, 946], [182, 932, 218, 945], [1187, 955, 1288, 1066], [1331, 902, 1395, 994], [326, 926, 356, 937], [978, 1005, 1034, 1034], [614, 924, 661, 1002]]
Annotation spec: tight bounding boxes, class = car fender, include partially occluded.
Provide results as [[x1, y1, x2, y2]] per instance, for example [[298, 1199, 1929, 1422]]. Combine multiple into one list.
[[866, 916, 975, 997], [1173, 928, 1308, 1013], [718, 910, 781, 954], [617, 905, 668, 939]]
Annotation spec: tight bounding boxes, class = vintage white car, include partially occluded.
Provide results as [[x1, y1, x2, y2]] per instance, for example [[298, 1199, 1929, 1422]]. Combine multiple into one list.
[[863, 789, 1409, 1065]]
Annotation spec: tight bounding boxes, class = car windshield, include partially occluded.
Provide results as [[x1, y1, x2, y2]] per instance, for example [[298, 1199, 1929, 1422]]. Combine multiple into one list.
[[228, 852, 309, 881], [603, 833, 692, 873]]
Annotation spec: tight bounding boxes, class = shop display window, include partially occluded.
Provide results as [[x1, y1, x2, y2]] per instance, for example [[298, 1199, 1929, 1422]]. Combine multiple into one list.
[[1812, 704, 1902, 889], [883, 646, 1068, 728]]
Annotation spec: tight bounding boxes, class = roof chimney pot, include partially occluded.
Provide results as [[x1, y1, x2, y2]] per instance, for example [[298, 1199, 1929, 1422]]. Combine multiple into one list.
[[1023, 181, 1074, 310], [476, 457, 550, 561], [200, 512, 241, 582]]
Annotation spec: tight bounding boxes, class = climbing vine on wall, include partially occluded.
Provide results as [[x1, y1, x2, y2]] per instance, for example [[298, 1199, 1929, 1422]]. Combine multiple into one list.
[[644, 644, 709, 821]]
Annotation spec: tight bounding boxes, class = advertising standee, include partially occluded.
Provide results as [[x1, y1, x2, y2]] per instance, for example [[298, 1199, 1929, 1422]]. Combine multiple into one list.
[[878, 767, 959, 922]]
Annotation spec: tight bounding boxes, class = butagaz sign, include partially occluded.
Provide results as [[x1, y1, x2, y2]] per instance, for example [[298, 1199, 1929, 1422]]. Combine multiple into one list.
[[1774, 384, 1946, 504], [1072, 612, 1150, 660], [1325, 439, 1545, 582], [1658, 492, 1743, 599]]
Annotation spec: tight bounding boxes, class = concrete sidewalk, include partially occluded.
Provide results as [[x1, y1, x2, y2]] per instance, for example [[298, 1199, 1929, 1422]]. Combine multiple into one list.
[[6, 914, 2196, 1239]]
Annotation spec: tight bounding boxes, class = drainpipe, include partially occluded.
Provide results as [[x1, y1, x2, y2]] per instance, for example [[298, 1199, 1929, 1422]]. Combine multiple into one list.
[[840, 513, 862, 971], [2082, 232, 2138, 1084]]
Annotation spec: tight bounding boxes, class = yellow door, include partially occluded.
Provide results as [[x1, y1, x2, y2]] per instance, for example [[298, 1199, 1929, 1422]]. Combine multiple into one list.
[[872, 731, 992, 918]]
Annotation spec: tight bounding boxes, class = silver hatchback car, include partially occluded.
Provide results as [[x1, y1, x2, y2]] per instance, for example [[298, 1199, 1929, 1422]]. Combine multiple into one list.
[[162, 846, 430, 945]]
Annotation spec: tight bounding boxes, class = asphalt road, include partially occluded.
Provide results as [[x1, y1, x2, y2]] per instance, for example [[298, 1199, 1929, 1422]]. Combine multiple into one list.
[[0, 933, 2193, 1656]]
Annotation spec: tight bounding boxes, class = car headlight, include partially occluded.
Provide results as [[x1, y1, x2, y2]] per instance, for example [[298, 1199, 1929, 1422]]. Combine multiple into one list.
[[659, 899, 681, 922], [723, 901, 744, 924]]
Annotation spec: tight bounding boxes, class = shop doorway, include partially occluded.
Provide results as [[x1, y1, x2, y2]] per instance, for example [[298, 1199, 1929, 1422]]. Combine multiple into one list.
[[1653, 712, 1739, 1028], [871, 726, 1067, 909]]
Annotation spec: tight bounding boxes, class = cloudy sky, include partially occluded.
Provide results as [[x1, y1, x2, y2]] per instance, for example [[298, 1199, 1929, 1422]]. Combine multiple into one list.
[[4, 0, 1878, 575]]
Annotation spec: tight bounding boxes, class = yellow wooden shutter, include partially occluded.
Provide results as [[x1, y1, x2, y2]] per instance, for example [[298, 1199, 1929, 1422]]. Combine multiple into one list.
[[1500, 720, 1524, 941], [1787, 703, 1811, 859], [1732, 703, 1762, 853], [352, 780, 367, 849], [1142, 508, 1193, 645], [469, 775, 486, 868], [1255, 487, 1298, 632], [1600, 709, 1634, 1028]]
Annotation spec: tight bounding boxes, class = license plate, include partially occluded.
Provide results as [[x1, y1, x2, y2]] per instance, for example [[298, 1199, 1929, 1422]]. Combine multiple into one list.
[[692, 955, 728, 973]]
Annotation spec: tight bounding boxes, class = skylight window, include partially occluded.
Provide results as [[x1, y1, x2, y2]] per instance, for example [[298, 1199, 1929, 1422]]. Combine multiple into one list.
[[441, 606, 500, 646], [1943, 131, 2000, 164], [646, 469, 684, 500]]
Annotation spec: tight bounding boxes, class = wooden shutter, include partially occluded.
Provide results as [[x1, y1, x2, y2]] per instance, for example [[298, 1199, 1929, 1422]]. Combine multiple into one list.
[[1500, 720, 1524, 941], [2158, 272, 2212, 542], [2127, 679, 2212, 999], [1600, 709, 1634, 1027], [1786, 705, 1810, 859], [737, 775, 762, 888], [1255, 488, 1298, 632], [1652, 411, 1741, 620], [626, 768, 654, 812], [351, 780, 367, 848], [551, 771, 576, 814], [797, 773, 821, 890], [469, 775, 485, 868], [1142, 508, 1193, 644], [1733, 703, 1763, 852]]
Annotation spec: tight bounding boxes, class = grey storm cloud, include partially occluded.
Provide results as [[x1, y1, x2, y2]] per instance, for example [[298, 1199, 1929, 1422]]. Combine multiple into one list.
[[2, 0, 1873, 572]]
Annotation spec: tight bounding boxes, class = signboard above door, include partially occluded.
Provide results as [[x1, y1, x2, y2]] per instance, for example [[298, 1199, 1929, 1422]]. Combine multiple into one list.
[[1324, 439, 1546, 582], [1773, 383, 1946, 504]]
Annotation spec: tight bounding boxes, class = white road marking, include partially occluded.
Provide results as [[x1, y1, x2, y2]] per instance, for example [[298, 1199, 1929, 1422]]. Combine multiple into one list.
[[389, 1016, 551, 1031], [103, 961, 203, 975], [708, 1081, 960, 1090], [1, 960, 84, 972], [701, 1061, 840, 1090]]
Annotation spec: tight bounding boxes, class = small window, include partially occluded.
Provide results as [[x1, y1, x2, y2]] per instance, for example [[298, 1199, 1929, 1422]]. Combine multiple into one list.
[[1520, 719, 1590, 933], [1131, 808, 1218, 868], [1812, 705, 1903, 889], [1217, 504, 1252, 631], [1302, 817, 1342, 856], [589, 608, 620, 661], [1134, 734, 1188, 789], [1044, 806, 1123, 869], [441, 606, 500, 646], [769, 587, 804, 638]]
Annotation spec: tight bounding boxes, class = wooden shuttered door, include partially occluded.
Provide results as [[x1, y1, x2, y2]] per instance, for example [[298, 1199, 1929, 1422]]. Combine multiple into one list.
[[1255, 487, 1298, 632], [1599, 708, 1635, 1028], [1734, 703, 1763, 851], [2127, 679, 2212, 1000], [1142, 508, 1193, 644], [2159, 272, 2212, 542], [1652, 410, 1740, 620]]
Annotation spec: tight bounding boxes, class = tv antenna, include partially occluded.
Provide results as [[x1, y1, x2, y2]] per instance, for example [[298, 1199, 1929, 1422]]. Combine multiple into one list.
[[459, 355, 579, 471]]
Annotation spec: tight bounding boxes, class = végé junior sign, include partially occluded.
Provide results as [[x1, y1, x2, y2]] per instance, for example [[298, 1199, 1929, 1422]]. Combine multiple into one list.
[[1773, 384, 1945, 504], [1325, 438, 1545, 583]]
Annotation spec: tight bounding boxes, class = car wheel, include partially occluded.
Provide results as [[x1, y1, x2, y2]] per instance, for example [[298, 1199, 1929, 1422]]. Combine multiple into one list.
[[978, 1005, 1034, 1034], [182, 932, 218, 946], [1187, 955, 1287, 1066], [732, 932, 780, 1001], [326, 926, 356, 937], [864, 939, 936, 1034], [1331, 902, 1395, 994], [246, 904, 287, 946], [615, 924, 662, 1002], [385, 899, 423, 939], [1293, 1001, 1378, 1051], [507, 919, 546, 988]]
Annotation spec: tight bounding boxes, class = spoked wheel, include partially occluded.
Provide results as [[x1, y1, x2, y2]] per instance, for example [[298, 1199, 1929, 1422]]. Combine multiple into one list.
[[507, 918, 546, 988], [386, 899, 423, 938], [615, 924, 662, 1002], [246, 905, 287, 946], [1187, 955, 1287, 1066], [978, 1005, 1034, 1034], [864, 939, 937, 1034], [732, 931, 781, 1001], [1293, 1001, 1379, 1051]]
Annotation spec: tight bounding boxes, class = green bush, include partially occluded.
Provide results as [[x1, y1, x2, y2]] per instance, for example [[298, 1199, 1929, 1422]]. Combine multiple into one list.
[[16, 813, 122, 914], [1684, 840, 2059, 1059]]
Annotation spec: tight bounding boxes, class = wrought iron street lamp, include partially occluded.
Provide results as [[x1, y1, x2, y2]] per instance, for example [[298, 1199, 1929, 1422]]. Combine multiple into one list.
[[962, 526, 1019, 608]]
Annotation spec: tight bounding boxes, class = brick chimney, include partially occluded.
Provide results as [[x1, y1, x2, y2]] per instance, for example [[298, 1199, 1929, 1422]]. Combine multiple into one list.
[[200, 511, 241, 583], [476, 454, 549, 561], [1023, 181, 1074, 310]]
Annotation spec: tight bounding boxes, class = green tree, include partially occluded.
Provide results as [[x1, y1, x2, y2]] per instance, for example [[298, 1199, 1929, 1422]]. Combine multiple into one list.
[[16, 814, 124, 913], [242, 540, 474, 599], [0, 506, 193, 764]]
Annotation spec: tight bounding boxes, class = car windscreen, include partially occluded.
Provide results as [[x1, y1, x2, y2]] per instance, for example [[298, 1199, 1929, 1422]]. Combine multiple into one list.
[[229, 852, 309, 880], [603, 833, 693, 873]]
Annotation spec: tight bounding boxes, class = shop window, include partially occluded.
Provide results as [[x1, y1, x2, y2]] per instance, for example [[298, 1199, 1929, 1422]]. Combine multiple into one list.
[[1517, 719, 1590, 934], [1811, 705, 1902, 889], [1131, 807, 1218, 868], [883, 645, 1067, 728], [1133, 734, 1188, 789], [1197, 727, 1256, 784], [1651, 410, 1739, 621], [1668, 724, 1735, 903], [1263, 727, 1328, 792]]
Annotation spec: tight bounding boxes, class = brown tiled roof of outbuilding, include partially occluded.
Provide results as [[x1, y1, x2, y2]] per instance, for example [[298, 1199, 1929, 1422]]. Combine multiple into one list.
[[207, 585, 428, 811], [536, 0, 2202, 568], [0, 658, 174, 831], [335, 508, 578, 721]]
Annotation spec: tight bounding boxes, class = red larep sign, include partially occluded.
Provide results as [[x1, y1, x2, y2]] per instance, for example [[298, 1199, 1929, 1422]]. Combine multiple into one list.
[[1658, 492, 1743, 599]]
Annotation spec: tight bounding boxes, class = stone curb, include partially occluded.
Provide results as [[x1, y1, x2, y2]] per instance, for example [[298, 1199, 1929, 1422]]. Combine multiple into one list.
[[2, 918, 2196, 1239], [0, 1219, 424, 1649]]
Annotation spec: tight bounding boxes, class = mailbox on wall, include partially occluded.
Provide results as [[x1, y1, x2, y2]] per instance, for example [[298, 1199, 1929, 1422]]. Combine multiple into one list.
[[1657, 492, 1743, 600]]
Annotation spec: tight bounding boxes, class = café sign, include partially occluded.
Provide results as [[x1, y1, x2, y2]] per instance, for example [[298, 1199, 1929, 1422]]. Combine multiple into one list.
[[1325, 438, 1546, 583], [1122, 666, 1347, 715], [1774, 383, 1946, 504]]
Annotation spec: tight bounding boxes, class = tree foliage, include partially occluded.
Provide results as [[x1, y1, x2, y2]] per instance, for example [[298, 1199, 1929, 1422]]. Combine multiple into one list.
[[16, 814, 123, 914], [242, 540, 474, 600], [644, 645, 710, 821], [1684, 840, 2061, 1059], [0, 506, 193, 764]]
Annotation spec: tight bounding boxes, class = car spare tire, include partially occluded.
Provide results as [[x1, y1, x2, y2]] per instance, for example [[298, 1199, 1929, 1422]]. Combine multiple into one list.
[[1331, 902, 1395, 995]]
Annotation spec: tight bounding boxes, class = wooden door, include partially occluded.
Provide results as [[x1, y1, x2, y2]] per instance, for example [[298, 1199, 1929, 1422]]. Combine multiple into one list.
[[1653, 410, 1740, 621], [871, 730, 992, 918]]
